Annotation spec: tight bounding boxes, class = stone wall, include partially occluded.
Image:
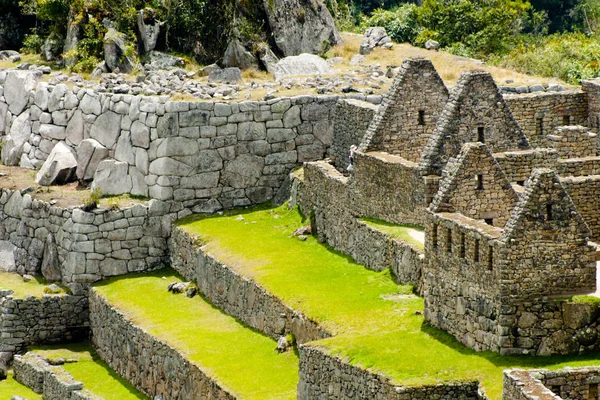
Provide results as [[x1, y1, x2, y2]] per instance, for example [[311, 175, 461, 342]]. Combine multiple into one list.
[[168, 225, 330, 344], [557, 157, 600, 176], [301, 160, 423, 287], [331, 99, 378, 171], [583, 79, 600, 132], [547, 125, 597, 158], [360, 58, 449, 163], [0, 70, 385, 209], [0, 292, 88, 353], [298, 345, 483, 400], [504, 367, 600, 400], [14, 353, 100, 400], [559, 175, 600, 241], [505, 91, 588, 148], [494, 149, 559, 183], [89, 289, 236, 400], [0, 188, 178, 287]]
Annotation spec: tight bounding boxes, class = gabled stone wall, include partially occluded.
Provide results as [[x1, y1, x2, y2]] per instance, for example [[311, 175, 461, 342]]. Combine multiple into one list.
[[559, 175, 600, 241], [360, 58, 449, 162]]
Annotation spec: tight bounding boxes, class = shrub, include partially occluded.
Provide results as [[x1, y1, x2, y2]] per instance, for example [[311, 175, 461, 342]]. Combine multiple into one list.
[[21, 32, 44, 54], [360, 4, 421, 44]]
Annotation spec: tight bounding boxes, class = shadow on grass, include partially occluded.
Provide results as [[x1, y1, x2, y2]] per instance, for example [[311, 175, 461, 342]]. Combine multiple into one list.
[[419, 320, 600, 370]]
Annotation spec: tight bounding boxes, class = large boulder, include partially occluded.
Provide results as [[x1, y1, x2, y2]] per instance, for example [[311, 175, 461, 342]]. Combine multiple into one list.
[[91, 159, 132, 195], [256, 42, 279, 74], [1, 110, 31, 166], [137, 8, 162, 53], [0, 241, 17, 272], [425, 39, 440, 51], [41, 32, 64, 61], [76, 139, 110, 181], [143, 51, 185, 71], [4, 70, 40, 115], [359, 27, 391, 55], [103, 28, 135, 73], [272, 53, 334, 81], [223, 39, 259, 70], [263, 0, 341, 57], [35, 142, 78, 186], [208, 67, 243, 84]]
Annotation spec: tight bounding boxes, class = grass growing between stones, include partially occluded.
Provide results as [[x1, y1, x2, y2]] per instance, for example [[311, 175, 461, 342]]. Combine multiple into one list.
[[0, 371, 41, 399], [30, 342, 146, 400], [360, 217, 425, 252], [178, 204, 600, 400], [0, 271, 52, 298], [94, 270, 299, 400]]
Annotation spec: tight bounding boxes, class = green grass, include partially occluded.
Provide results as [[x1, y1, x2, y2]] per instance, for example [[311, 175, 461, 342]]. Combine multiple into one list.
[[30, 342, 146, 400], [360, 217, 425, 252], [93, 270, 298, 400], [178, 204, 600, 400], [0, 371, 41, 399], [0, 272, 58, 298]]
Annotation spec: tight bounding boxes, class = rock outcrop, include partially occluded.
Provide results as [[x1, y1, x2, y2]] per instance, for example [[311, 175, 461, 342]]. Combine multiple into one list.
[[263, 0, 341, 57], [103, 28, 135, 73], [137, 8, 161, 53], [272, 53, 334, 81]]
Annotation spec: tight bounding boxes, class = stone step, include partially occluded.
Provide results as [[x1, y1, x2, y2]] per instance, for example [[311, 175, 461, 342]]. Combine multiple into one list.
[[90, 270, 298, 400]]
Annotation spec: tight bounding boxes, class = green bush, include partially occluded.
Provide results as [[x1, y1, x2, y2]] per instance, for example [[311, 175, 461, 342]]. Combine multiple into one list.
[[360, 4, 421, 44], [21, 32, 44, 54], [496, 32, 600, 84]]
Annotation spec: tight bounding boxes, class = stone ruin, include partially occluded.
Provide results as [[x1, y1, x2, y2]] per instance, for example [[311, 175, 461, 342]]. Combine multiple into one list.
[[3, 55, 600, 398]]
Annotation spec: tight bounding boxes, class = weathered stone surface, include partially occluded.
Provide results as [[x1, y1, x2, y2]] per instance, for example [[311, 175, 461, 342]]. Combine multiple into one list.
[[41, 234, 61, 282], [272, 54, 334, 81], [137, 8, 161, 53], [80, 93, 102, 115], [103, 28, 135, 73], [91, 160, 133, 195], [35, 142, 78, 186], [208, 68, 243, 84], [66, 109, 84, 146], [41, 32, 63, 61], [425, 39, 440, 51], [76, 139, 110, 181], [39, 124, 67, 140], [4, 71, 39, 115], [2, 110, 31, 166], [0, 240, 17, 272], [131, 121, 150, 148], [143, 51, 185, 71], [359, 27, 391, 55], [223, 39, 259, 70], [222, 154, 264, 188], [90, 111, 122, 149], [263, 0, 341, 57]]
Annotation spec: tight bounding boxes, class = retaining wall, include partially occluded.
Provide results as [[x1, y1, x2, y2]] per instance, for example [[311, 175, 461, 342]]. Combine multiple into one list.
[[89, 289, 235, 400], [504, 367, 600, 400], [168, 225, 329, 344], [298, 345, 483, 400], [0, 292, 88, 353]]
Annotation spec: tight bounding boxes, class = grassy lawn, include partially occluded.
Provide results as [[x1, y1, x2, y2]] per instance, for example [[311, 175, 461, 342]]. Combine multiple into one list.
[[93, 271, 299, 400], [0, 371, 41, 399], [0, 271, 57, 298], [360, 217, 425, 252], [30, 342, 146, 400], [178, 204, 600, 400]]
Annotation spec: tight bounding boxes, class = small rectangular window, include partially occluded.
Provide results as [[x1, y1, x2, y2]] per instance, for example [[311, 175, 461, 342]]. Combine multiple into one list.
[[477, 126, 485, 143], [432, 223, 438, 249], [563, 115, 571, 125], [516, 180, 525, 186], [550, 385, 560, 396], [474, 239, 480, 263], [535, 118, 543, 136], [418, 110, 425, 126], [447, 229, 452, 254], [460, 232, 465, 258], [546, 203, 553, 221], [484, 218, 493, 226], [487, 246, 493, 271], [589, 383, 598, 399], [476, 175, 483, 190]]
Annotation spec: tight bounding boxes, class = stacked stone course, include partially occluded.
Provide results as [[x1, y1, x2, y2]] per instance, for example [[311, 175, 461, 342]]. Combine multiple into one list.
[[504, 367, 600, 400]]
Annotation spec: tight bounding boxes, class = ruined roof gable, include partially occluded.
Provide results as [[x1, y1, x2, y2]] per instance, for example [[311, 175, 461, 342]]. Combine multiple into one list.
[[359, 57, 448, 157], [420, 71, 531, 176], [430, 142, 519, 226], [501, 168, 590, 243]]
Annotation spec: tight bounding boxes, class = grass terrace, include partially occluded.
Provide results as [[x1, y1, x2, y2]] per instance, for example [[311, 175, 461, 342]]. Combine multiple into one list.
[[178, 204, 600, 399], [93, 270, 299, 400], [30, 342, 146, 400], [0, 371, 41, 399], [360, 217, 425, 252], [0, 271, 57, 298]]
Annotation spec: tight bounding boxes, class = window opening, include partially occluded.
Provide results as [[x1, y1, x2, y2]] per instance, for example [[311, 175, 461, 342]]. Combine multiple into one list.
[[477, 126, 485, 143], [432, 223, 438, 249], [474, 239, 480, 263], [535, 118, 543, 137], [517, 180, 525, 186], [484, 218, 493, 226], [589, 384, 598, 400], [447, 229, 452, 254], [546, 203, 553, 221], [418, 110, 425, 126], [487, 246, 493, 271], [460, 233, 465, 258], [476, 175, 483, 190], [563, 115, 571, 125]]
